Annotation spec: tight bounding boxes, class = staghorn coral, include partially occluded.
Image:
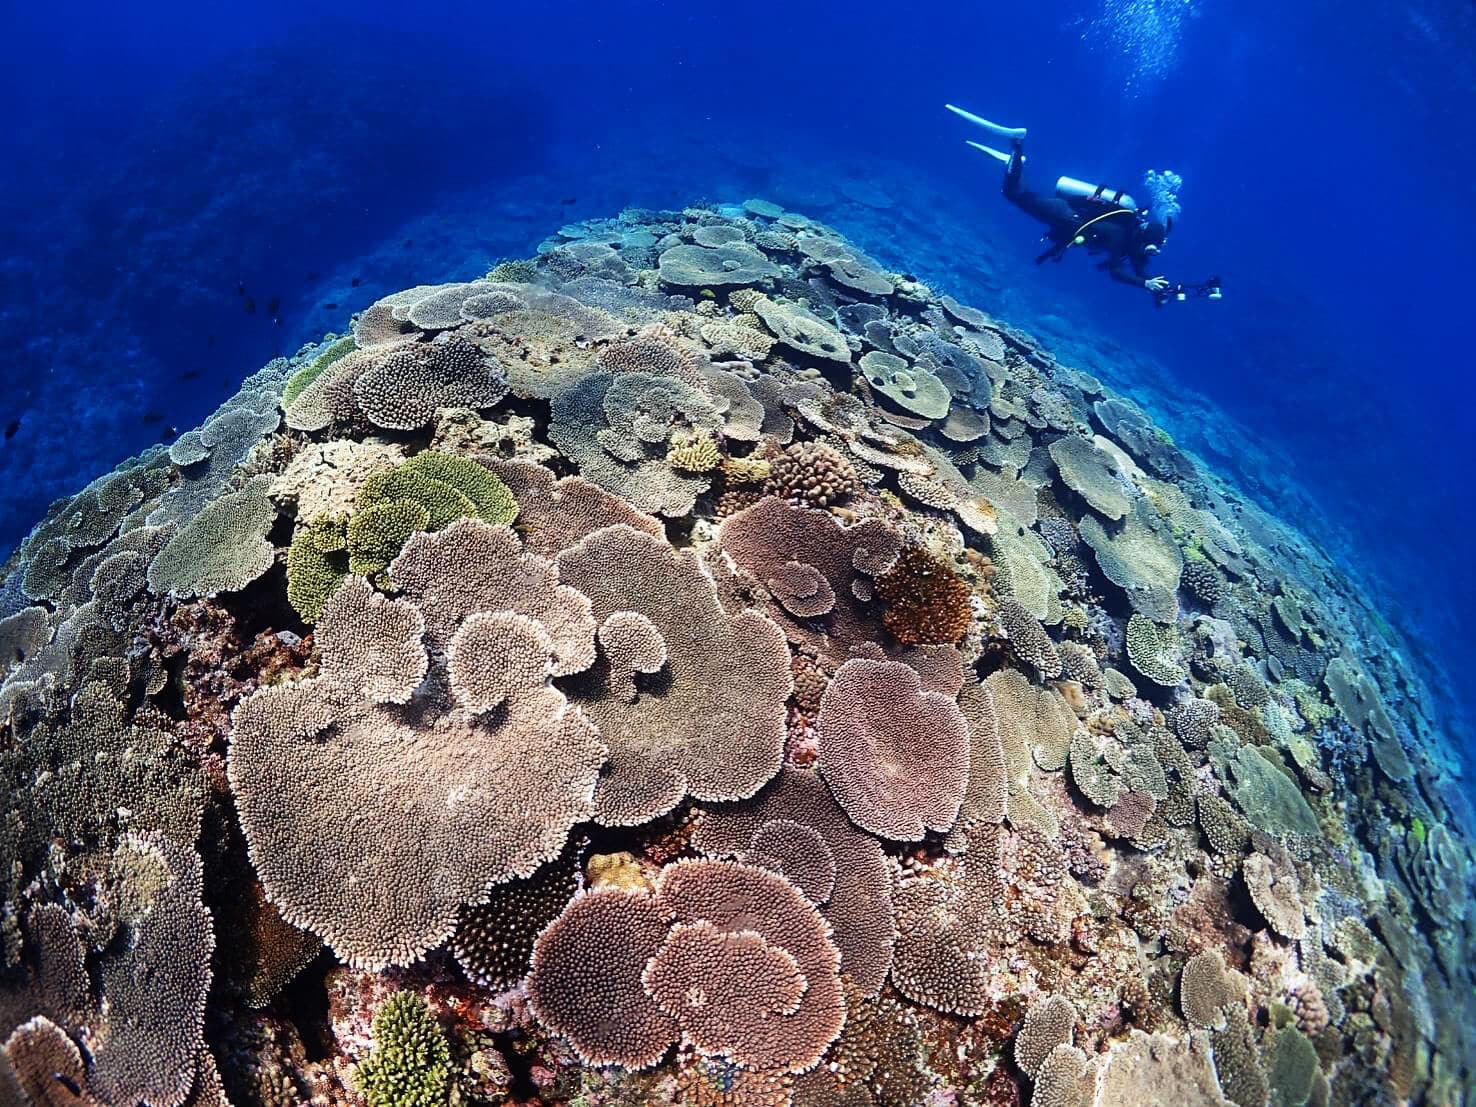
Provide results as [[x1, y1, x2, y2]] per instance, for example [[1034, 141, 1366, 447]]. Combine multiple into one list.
[[816, 657, 970, 840], [354, 992, 453, 1107]]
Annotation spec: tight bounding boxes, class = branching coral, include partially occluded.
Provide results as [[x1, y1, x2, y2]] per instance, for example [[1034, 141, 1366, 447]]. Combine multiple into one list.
[[763, 440, 861, 507], [875, 545, 973, 646], [354, 992, 453, 1107]]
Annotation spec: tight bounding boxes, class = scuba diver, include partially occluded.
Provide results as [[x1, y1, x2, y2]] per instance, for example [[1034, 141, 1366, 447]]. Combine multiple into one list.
[[945, 104, 1220, 305]]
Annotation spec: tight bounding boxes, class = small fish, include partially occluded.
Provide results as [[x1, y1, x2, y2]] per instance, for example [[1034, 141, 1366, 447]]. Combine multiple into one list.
[[351, 277, 362, 288], [267, 296, 281, 315], [561, 196, 578, 205], [207, 333, 217, 346], [272, 316, 282, 326], [140, 410, 165, 424], [52, 1072, 83, 1097], [323, 302, 339, 310], [178, 368, 201, 381], [4, 418, 19, 440], [403, 239, 414, 248], [244, 297, 257, 314], [307, 270, 320, 280], [164, 425, 179, 440], [236, 280, 246, 296]]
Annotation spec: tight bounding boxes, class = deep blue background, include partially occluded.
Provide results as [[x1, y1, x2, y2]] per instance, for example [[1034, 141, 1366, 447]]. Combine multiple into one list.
[[3, 0, 1473, 754]]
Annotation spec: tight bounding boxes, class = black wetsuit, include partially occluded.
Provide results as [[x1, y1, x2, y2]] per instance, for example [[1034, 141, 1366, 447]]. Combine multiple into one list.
[[1003, 149, 1158, 289]]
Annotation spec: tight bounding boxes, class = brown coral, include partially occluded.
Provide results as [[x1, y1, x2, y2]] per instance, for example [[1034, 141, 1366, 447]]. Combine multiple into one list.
[[875, 545, 973, 647], [693, 768, 895, 995], [717, 496, 902, 664], [763, 441, 861, 507], [314, 576, 428, 704], [1014, 995, 1077, 1078], [655, 860, 845, 1074], [556, 523, 792, 825], [446, 610, 553, 712], [997, 597, 1063, 679], [526, 889, 679, 1068], [229, 679, 605, 968], [816, 658, 970, 840]]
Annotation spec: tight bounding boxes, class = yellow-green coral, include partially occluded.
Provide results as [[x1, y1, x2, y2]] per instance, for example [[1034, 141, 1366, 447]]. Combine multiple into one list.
[[354, 992, 453, 1107], [358, 467, 476, 530], [286, 514, 349, 622], [348, 500, 431, 582], [667, 430, 722, 473], [400, 451, 517, 525], [283, 336, 356, 408]]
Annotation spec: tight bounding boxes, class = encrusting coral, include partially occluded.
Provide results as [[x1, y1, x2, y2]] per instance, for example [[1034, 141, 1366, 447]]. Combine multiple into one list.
[[1, 199, 1471, 1107]]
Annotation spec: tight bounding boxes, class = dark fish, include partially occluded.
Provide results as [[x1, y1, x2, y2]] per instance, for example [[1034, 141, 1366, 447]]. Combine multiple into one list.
[[237, 280, 246, 296], [52, 1072, 83, 1097], [207, 334, 217, 346], [403, 239, 414, 247], [561, 197, 578, 205], [164, 425, 179, 440], [179, 369, 201, 381], [4, 419, 19, 440], [351, 277, 362, 288], [141, 410, 165, 424], [267, 296, 281, 314], [323, 302, 339, 310], [272, 317, 282, 326], [307, 270, 320, 280], [244, 297, 257, 314]]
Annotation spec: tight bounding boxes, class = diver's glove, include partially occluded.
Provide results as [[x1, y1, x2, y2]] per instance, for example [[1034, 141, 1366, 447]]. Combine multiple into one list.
[[1144, 277, 1171, 293]]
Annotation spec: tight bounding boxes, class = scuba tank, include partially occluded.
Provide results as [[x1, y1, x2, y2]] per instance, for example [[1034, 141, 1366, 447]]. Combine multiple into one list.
[[1056, 176, 1138, 213]]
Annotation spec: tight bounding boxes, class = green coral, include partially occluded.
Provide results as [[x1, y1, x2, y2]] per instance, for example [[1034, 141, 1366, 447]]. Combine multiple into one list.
[[283, 336, 356, 408], [355, 992, 453, 1107], [358, 452, 517, 530], [401, 451, 518, 525], [146, 475, 277, 597], [286, 514, 349, 623], [348, 500, 431, 582], [1410, 816, 1428, 845], [1268, 1025, 1319, 1107]]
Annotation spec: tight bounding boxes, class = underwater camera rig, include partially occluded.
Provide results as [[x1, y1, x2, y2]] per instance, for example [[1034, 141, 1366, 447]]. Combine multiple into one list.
[[1155, 276, 1223, 306]]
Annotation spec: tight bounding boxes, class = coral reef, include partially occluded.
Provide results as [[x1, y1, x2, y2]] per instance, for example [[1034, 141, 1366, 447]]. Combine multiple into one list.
[[1, 200, 1471, 1107]]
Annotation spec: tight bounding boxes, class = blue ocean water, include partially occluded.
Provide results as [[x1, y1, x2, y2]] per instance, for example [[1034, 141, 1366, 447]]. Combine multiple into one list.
[[3, 0, 1473, 768]]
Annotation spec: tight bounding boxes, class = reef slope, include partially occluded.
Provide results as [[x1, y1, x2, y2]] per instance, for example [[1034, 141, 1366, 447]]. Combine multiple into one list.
[[1, 201, 1472, 1106]]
